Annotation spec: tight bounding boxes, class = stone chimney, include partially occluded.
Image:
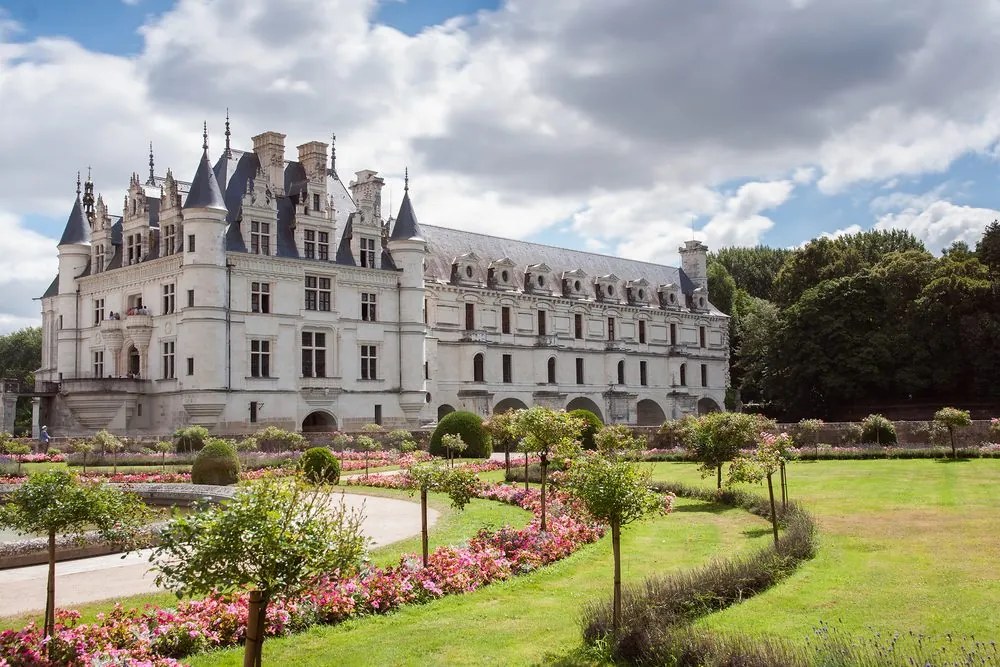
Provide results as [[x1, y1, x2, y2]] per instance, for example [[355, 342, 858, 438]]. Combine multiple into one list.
[[679, 240, 708, 293], [297, 141, 329, 183], [252, 131, 287, 195], [349, 169, 384, 226]]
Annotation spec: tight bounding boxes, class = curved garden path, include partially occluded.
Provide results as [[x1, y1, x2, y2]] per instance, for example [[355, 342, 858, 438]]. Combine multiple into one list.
[[0, 492, 438, 618]]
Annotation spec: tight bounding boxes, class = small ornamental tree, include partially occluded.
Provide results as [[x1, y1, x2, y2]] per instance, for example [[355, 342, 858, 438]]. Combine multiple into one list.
[[92, 429, 124, 474], [564, 452, 669, 638], [174, 425, 210, 453], [330, 432, 353, 451], [484, 410, 519, 475], [594, 424, 645, 460], [0, 438, 31, 474], [512, 407, 584, 531], [68, 439, 95, 474], [385, 429, 415, 452], [441, 433, 468, 467], [861, 414, 897, 446], [153, 478, 367, 667], [934, 407, 972, 459], [0, 469, 151, 642], [797, 418, 824, 457], [254, 425, 306, 453], [688, 412, 761, 489], [407, 461, 478, 566], [354, 433, 382, 477], [569, 409, 604, 450], [300, 447, 341, 484], [153, 440, 173, 471], [656, 415, 697, 449], [727, 432, 791, 546]]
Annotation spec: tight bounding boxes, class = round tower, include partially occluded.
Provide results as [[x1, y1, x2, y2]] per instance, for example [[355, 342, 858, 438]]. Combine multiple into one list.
[[55, 176, 92, 379]]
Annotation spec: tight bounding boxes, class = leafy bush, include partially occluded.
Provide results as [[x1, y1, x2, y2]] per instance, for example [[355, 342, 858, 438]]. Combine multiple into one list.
[[569, 409, 604, 450], [860, 414, 897, 445], [174, 425, 210, 454], [191, 438, 241, 485], [933, 407, 972, 458], [300, 447, 341, 485], [385, 429, 416, 451], [254, 426, 307, 453], [841, 422, 863, 445], [655, 416, 696, 449], [429, 411, 492, 458]]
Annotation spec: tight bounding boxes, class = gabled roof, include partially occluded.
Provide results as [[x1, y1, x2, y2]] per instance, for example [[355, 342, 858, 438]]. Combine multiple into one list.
[[41, 275, 59, 299], [389, 190, 422, 241], [58, 196, 90, 246], [335, 215, 356, 265], [183, 149, 227, 211]]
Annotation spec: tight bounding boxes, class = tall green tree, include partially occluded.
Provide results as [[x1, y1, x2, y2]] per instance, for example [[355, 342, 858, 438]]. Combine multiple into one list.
[[710, 246, 793, 301], [0, 326, 42, 434], [706, 261, 737, 315], [154, 478, 367, 667], [976, 219, 1000, 277], [512, 407, 583, 531], [0, 469, 150, 642], [687, 412, 761, 488]]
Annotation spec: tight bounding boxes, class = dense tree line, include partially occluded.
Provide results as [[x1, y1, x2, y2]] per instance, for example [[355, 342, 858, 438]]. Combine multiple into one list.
[[0, 326, 41, 434], [710, 222, 1000, 419]]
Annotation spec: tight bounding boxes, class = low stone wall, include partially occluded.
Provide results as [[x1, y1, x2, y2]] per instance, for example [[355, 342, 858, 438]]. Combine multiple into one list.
[[0, 483, 236, 569]]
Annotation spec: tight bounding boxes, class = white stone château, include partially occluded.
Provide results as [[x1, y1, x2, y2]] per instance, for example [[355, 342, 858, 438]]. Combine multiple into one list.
[[34, 123, 728, 436]]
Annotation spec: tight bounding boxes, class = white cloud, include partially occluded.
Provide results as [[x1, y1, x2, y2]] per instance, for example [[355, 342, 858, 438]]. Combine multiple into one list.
[[874, 200, 998, 252]]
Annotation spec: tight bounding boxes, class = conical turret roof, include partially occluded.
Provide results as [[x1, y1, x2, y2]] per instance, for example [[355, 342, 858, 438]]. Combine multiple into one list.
[[58, 195, 90, 246], [389, 190, 423, 241], [184, 147, 227, 211]]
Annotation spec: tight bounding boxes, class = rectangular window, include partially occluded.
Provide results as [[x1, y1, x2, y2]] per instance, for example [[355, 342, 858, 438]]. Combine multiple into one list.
[[93, 298, 105, 326], [250, 221, 271, 255], [126, 233, 141, 265], [361, 292, 377, 321], [670, 323, 677, 345], [162, 341, 175, 380], [425, 362, 429, 379], [313, 193, 321, 212], [251, 281, 271, 314], [360, 237, 376, 268], [537, 310, 547, 336], [305, 276, 331, 311], [304, 229, 316, 259], [250, 339, 271, 378], [374, 404, 383, 426], [608, 317, 616, 341], [639, 320, 646, 344], [575, 357, 585, 385], [502, 354, 513, 383], [699, 326, 707, 348], [186, 357, 194, 375], [318, 231, 329, 260], [574, 314, 583, 339], [424, 298, 429, 325], [301, 331, 327, 378], [95, 245, 105, 273], [163, 224, 176, 256], [250, 401, 258, 423], [162, 283, 175, 315], [92, 350, 104, 378], [640, 360, 648, 386], [465, 303, 475, 331], [187, 289, 195, 308], [701, 363, 708, 387], [501, 306, 511, 334], [361, 345, 377, 380], [187, 234, 195, 253]]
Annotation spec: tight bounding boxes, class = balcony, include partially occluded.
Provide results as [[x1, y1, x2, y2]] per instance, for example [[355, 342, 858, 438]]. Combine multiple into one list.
[[460, 329, 490, 344], [604, 340, 629, 352], [58, 376, 150, 394], [535, 334, 559, 347]]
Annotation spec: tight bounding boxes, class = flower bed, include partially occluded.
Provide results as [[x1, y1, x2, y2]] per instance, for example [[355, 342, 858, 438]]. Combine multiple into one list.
[[0, 477, 605, 666]]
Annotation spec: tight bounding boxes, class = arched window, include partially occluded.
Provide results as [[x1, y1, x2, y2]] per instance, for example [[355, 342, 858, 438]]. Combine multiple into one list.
[[473, 353, 485, 382], [617, 360, 625, 385], [547, 357, 556, 384], [679, 363, 687, 387]]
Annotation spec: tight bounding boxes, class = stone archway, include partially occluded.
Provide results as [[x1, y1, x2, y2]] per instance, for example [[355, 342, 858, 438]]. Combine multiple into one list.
[[697, 397, 722, 415], [493, 397, 528, 414], [302, 410, 337, 432], [437, 404, 456, 421], [636, 399, 667, 426], [566, 396, 604, 423]]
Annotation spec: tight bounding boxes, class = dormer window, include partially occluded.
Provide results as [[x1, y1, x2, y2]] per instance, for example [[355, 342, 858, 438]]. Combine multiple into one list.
[[451, 252, 482, 286], [525, 263, 553, 294], [658, 283, 683, 310], [562, 269, 590, 298], [488, 257, 517, 290], [360, 237, 377, 268], [595, 274, 622, 303], [691, 286, 709, 311], [627, 279, 651, 306]]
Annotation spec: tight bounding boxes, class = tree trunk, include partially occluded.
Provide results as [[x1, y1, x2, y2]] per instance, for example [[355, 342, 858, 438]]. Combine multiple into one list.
[[44, 529, 56, 644], [524, 452, 529, 491], [716, 463, 722, 489], [504, 441, 510, 476], [421, 486, 429, 567], [611, 518, 622, 640], [365, 454, 369, 477], [82, 452, 87, 474], [950, 429, 957, 459], [780, 461, 787, 510], [766, 473, 779, 547], [540, 455, 548, 532], [244, 590, 268, 667]]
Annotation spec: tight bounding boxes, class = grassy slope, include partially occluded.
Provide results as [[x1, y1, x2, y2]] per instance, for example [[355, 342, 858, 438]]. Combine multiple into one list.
[[188, 494, 767, 666]]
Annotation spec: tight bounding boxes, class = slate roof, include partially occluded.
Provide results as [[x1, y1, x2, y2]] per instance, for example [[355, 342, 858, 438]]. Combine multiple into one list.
[[389, 191, 422, 241], [58, 196, 90, 246], [183, 149, 227, 211], [41, 275, 59, 299]]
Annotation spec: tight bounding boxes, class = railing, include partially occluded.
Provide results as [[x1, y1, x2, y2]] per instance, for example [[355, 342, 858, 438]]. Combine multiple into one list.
[[58, 377, 150, 393], [460, 329, 490, 344], [535, 334, 559, 347], [605, 340, 629, 352]]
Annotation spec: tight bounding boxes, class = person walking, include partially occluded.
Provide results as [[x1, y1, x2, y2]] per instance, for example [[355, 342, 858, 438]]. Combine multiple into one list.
[[39, 425, 51, 453]]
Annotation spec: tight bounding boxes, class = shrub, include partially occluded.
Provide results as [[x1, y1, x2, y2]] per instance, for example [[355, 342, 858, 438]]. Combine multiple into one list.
[[429, 411, 492, 458], [569, 409, 604, 450], [300, 447, 341, 484], [655, 415, 696, 449], [841, 422, 863, 445], [860, 414, 896, 445], [191, 438, 241, 485], [254, 426, 307, 452], [174, 425, 210, 454], [933, 407, 972, 458], [385, 429, 416, 451]]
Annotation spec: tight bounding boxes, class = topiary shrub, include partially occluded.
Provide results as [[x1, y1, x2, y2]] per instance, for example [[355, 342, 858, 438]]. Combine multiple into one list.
[[860, 414, 897, 446], [191, 438, 241, 485], [254, 426, 307, 453], [429, 411, 491, 458], [174, 425, 210, 454], [300, 447, 341, 484], [569, 409, 604, 450]]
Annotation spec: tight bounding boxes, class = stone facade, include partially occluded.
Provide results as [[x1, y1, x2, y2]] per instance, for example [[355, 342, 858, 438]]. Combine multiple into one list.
[[35, 126, 729, 436]]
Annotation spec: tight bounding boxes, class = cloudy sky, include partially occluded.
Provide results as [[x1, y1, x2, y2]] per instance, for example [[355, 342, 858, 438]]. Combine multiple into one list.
[[2, 0, 1000, 333]]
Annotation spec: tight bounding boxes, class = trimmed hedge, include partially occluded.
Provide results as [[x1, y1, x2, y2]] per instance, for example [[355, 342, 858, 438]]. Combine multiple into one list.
[[569, 409, 603, 450], [300, 447, 341, 484], [429, 411, 492, 458], [191, 438, 240, 485]]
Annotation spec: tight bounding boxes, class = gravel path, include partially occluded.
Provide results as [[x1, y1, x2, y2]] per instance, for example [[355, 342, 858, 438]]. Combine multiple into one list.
[[0, 492, 437, 618]]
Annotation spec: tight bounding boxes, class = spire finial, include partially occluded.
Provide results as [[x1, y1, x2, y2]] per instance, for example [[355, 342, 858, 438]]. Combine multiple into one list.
[[224, 108, 232, 157], [404, 166, 409, 193], [76, 171, 81, 197], [87, 166, 92, 183], [330, 132, 337, 174], [202, 121, 208, 151], [148, 142, 155, 184]]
